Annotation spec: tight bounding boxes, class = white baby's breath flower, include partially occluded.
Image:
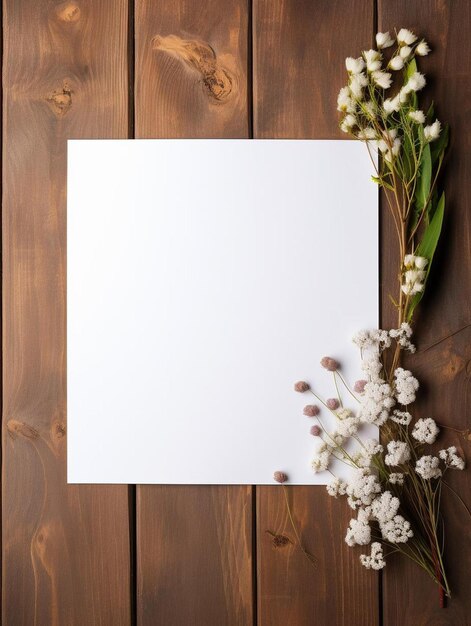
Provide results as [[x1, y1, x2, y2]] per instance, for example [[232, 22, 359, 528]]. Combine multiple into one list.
[[414, 256, 428, 270], [415, 455, 442, 480], [337, 86, 355, 113], [404, 254, 416, 267], [383, 95, 401, 114], [385, 441, 411, 466], [412, 418, 440, 444], [363, 49, 382, 72], [376, 31, 394, 49], [372, 70, 392, 89], [389, 323, 416, 352], [388, 472, 405, 486], [346, 56, 366, 74], [326, 477, 348, 497], [397, 28, 417, 46], [408, 72, 426, 92], [439, 446, 465, 470], [399, 45, 412, 60], [346, 468, 382, 509], [360, 542, 386, 570], [371, 491, 400, 523], [409, 110, 426, 123], [424, 119, 441, 142], [349, 73, 368, 99], [357, 127, 377, 140], [340, 113, 357, 134], [311, 448, 331, 473], [416, 40, 431, 56], [336, 416, 360, 437], [389, 55, 405, 71], [380, 515, 413, 543], [345, 515, 371, 546], [394, 368, 419, 405], [390, 410, 412, 425]]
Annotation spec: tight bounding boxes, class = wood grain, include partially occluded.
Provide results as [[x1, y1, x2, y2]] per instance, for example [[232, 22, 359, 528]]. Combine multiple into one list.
[[378, 2, 471, 624], [134, 1, 253, 624], [253, 2, 379, 624], [2, 1, 131, 624]]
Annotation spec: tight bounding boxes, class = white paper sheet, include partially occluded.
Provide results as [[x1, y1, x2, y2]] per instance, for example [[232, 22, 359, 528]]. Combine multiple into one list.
[[67, 139, 377, 484]]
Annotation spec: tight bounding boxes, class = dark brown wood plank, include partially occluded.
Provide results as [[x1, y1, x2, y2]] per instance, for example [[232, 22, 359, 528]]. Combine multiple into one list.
[[2, 1, 132, 624], [378, 2, 471, 623], [134, 2, 253, 624], [253, 2, 379, 624]]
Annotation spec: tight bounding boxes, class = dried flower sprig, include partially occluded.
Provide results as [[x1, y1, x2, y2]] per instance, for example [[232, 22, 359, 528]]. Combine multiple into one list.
[[274, 29, 468, 606]]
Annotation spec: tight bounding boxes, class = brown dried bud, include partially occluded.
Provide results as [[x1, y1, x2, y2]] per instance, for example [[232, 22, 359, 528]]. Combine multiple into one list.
[[294, 381, 310, 393], [273, 471, 288, 484], [303, 404, 320, 417], [326, 398, 340, 410], [354, 379, 367, 393], [310, 425, 322, 436], [320, 356, 340, 371]]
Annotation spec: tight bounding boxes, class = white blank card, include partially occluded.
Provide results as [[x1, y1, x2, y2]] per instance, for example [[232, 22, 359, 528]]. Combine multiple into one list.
[[67, 140, 377, 485]]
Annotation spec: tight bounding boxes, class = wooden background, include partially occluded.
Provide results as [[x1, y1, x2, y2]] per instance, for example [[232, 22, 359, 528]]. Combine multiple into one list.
[[2, 0, 470, 624]]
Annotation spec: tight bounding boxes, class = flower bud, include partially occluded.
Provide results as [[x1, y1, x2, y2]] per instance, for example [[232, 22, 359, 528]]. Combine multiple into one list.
[[320, 356, 340, 371], [326, 398, 340, 410], [354, 379, 367, 393], [310, 425, 322, 436], [303, 404, 320, 417], [273, 471, 288, 484], [294, 381, 310, 392]]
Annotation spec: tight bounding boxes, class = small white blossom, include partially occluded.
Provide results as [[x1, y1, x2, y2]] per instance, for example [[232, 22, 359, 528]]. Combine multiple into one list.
[[346, 468, 381, 509], [353, 329, 391, 351], [414, 256, 428, 270], [409, 110, 426, 123], [412, 418, 440, 444], [416, 40, 431, 56], [372, 70, 392, 89], [394, 368, 419, 405], [357, 127, 377, 140], [424, 119, 441, 142], [360, 542, 386, 570], [383, 95, 401, 114], [380, 515, 413, 543], [407, 72, 426, 92], [359, 380, 394, 425], [311, 444, 331, 473], [397, 28, 417, 46], [346, 56, 366, 74], [388, 472, 405, 485], [337, 86, 356, 113], [326, 477, 348, 497], [345, 515, 371, 546], [416, 455, 442, 480], [390, 410, 412, 426], [363, 49, 382, 72], [371, 491, 400, 523], [337, 416, 360, 437], [384, 138, 402, 163], [389, 323, 416, 352], [385, 441, 411, 466], [389, 55, 405, 70], [349, 73, 368, 99], [376, 31, 394, 49], [399, 45, 412, 60], [439, 446, 465, 470]]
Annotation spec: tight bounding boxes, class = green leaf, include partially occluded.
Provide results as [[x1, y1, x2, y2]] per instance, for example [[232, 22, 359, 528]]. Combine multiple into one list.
[[406, 192, 445, 321], [426, 102, 435, 123], [414, 143, 432, 213], [405, 58, 418, 81]]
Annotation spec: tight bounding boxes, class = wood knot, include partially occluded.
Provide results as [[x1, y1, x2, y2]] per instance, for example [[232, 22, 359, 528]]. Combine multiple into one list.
[[152, 34, 233, 102], [55, 1, 81, 22], [7, 419, 39, 440], [266, 530, 292, 549], [46, 81, 73, 116], [52, 421, 66, 439]]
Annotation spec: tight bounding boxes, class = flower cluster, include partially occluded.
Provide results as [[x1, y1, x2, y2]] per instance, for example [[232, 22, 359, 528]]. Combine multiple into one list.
[[401, 255, 428, 296], [338, 28, 442, 161], [282, 324, 465, 577]]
